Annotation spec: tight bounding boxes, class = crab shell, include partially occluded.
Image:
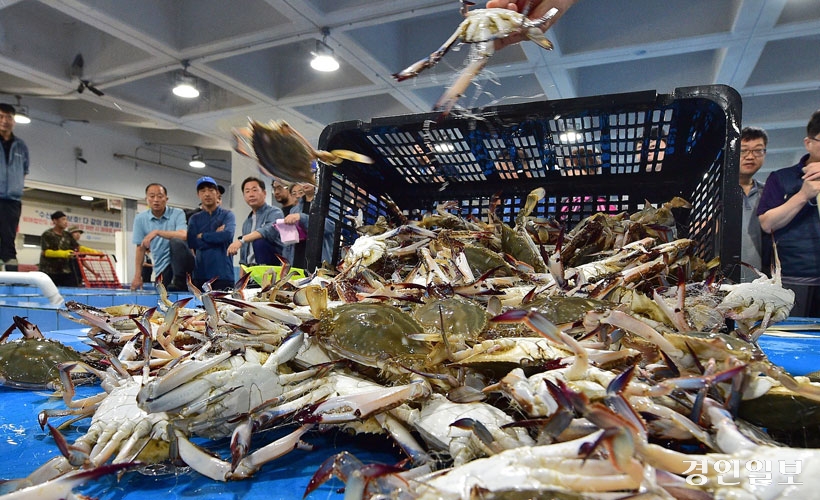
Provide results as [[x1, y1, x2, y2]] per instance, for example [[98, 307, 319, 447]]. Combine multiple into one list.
[[0, 338, 83, 390], [233, 119, 373, 185]]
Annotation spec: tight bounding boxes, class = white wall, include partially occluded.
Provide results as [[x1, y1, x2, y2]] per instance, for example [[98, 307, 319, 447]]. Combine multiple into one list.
[[12, 117, 236, 283], [18, 120, 216, 207]]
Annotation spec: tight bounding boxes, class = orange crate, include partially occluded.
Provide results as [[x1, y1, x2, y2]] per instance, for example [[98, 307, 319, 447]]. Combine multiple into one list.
[[75, 254, 120, 288]]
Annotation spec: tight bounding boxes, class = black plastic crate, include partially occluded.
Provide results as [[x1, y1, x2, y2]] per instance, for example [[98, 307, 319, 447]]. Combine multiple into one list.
[[307, 85, 742, 281]]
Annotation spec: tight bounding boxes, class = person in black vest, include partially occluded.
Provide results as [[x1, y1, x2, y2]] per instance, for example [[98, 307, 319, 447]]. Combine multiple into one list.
[[758, 110, 820, 317]]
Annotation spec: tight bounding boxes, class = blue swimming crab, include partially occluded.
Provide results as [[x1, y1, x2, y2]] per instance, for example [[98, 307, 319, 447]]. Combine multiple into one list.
[[0, 316, 87, 390], [233, 119, 373, 185], [393, 1, 558, 113]]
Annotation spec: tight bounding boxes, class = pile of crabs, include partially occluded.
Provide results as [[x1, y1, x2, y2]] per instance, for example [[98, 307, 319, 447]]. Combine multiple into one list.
[[2, 187, 818, 500]]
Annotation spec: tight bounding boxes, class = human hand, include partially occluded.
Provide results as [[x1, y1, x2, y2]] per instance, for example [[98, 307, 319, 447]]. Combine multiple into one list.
[[216, 224, 225, 232], [486, 0, 573, 16], [141, 231, 156, 249], [801, 161, 820, 200], [227, 240, 241, 256], [485, 0, 575, 49], [283, 213, 301, 225], [300, 183, 316, 201], [130, 275, 143, 291]]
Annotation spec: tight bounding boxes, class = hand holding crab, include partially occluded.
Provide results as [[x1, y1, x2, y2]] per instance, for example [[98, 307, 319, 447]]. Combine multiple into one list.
[[393, 1, 560, 114]]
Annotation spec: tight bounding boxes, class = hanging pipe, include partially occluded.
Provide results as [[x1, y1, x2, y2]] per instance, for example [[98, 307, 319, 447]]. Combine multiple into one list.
[[0, 272, 63, 306]]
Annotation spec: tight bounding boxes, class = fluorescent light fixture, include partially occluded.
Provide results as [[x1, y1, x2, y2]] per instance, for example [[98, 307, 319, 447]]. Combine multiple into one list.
[[310, 28, 339, 72], [433, 142, 455, 153], [81, 195, 94, 201]]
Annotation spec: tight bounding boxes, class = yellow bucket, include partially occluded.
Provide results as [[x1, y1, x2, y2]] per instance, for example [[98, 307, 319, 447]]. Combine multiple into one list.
[[241, 265, 306, 287]]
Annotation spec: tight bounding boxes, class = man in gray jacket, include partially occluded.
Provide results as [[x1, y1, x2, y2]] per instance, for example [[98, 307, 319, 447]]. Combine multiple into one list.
[[0, 103, 29, 272], [227, 177, 284, 269]]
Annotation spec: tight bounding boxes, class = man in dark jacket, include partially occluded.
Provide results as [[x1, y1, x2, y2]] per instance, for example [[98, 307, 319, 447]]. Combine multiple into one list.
[[227, 177, 284, 270], [0, 103, 29, 272], [188, 176, 235, 290], [758, 110, 820, 317]]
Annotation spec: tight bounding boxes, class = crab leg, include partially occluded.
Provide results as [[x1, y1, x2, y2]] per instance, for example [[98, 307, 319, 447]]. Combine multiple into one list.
[[217, 296, 301, 326], [491, 309, 589, 379], [585, 309, 683, 359], [0, 462, 137, 500], [295, 378, 431, 424], [172, 424, 313, 481], [393, 29, 463, 82], [315, 149, 374, 165]]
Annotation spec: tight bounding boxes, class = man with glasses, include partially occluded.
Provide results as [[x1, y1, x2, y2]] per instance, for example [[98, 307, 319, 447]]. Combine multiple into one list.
[[758, 110, 820, 317], [738, 127, 768, 282]]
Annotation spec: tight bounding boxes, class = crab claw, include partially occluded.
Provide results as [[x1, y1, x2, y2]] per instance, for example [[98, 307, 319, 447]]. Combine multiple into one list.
[[48, 423, 90, 467], [294, 379, 431, 424], [555, 380, 644, 478], [583, 426, 636, 473], [491, 309, 590, 379], [174, 424, 313, 481], [450, 417, 497, 451], [230, 416, 253, 472], [303, 451, 407, 499], [491, 309, 561, 344], [643, 364, 746, 398]]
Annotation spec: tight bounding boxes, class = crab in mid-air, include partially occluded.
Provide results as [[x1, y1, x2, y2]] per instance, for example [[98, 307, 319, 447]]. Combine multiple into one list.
[[233, 119, 373, 185], [393, 1, 559, 114]]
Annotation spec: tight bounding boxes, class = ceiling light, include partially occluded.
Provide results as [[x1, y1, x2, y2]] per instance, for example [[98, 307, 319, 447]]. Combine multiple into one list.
[[173, 75, 199, 98], [310, 28, 339, 72], [81, 195, 94, 201], [13, 96, 30, 124], [14, 107, 30, 124], [189, 152, 206, 168], [173, 61, 200, 98]]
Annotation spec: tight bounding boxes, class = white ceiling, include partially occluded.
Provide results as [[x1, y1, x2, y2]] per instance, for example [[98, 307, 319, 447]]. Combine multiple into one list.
[[1, 0, 819, 178]]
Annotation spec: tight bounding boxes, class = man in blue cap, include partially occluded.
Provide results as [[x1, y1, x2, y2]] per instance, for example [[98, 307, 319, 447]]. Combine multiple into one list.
[[187, 176, 236, 290]]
